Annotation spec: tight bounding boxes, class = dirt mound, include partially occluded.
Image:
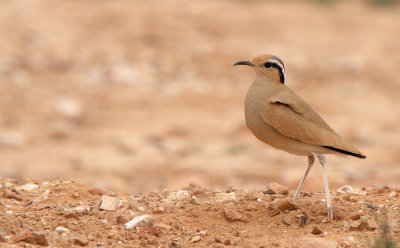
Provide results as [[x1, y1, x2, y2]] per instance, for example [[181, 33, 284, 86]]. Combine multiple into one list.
[[1, 178, 399, 247]]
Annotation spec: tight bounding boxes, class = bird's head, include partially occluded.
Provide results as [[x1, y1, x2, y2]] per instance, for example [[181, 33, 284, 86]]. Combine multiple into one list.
[[234, 54, 285, 84]]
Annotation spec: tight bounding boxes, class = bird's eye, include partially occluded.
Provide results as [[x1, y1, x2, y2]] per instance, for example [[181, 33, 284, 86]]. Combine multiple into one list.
[[264, 63, 272, 68]]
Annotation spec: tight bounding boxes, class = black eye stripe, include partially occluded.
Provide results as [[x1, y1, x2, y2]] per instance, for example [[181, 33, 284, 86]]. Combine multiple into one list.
[[263, 61, 285, 84]]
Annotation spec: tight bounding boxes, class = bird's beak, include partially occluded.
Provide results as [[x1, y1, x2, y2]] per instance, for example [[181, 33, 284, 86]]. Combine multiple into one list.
[[233, 60, 253, 66]]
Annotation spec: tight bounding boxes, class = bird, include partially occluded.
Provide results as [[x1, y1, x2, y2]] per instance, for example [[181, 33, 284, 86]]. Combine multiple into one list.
[[234, 54, 366, 219]]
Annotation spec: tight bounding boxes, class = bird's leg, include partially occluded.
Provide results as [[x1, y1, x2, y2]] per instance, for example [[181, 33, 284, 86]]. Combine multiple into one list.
[[315, 153, 334, 219], [293, 155, 315, 201]]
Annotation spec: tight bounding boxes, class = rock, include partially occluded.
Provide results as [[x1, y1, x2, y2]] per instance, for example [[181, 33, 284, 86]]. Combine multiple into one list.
[[167, 190, 190, 202], [291, 237, 338, 248], [140, 226, 162, 237], [125, 215, 154, 229], [226, 184, 238, 193], [73, 236, 89, 246], [26, 199, 51, 210], [224, 239, 231, 245], [75, 206, 91, 215], [14, 183, 39, 193], [268, 182, 289, 195], [348, 212, 362, 220], [349, 218, 378, 231], [388, 191, 397, 198], [10, 231, 33, 243], [3, 189, 23, 201], [364, 202, 380, 210], [55, 226, 70, 234], [214, 192, 237, 203], [3, 182, 12, 188], [30, 233, 48, 246], [270, 209, 280, 217], [245, 190, 259, 200], [55, 97, 82, 119], [263, 188, 276, 195], [337, 185, 366, 196], [214, 236, 223, 243], [116, 215, 128, 224], [337, 185, 354, 194], [282, 216, 292, 226], [190, 235, 201, 243], [311, 226, 322, 235], [99, 195, 121, 211], [347, 188, 367, 196], [10, 231, 48, 246], [89, 187, 106, 196], [14, 183, 38, 192], [276, 199, 297, 211], [0, 234, 5, 242], [223, 208, 249, 222], [151, 205, 165, 214]]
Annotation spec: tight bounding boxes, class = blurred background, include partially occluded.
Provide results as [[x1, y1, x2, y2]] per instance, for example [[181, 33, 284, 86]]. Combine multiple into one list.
[[0, 0, 399, 194]]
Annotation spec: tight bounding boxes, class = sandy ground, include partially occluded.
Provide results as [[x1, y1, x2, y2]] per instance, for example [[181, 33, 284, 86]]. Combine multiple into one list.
[[0, 0, 400, 246], [1, 178, 399, 247]]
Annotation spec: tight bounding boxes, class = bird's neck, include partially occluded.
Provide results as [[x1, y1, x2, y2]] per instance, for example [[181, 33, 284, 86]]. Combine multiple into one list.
[[253, 75, 284, 89]]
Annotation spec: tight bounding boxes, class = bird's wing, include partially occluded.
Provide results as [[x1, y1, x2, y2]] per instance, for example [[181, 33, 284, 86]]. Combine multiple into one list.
[[261, 89, 361, 154]]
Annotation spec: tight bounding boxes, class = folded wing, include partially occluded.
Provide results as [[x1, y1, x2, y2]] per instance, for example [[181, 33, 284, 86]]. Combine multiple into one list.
[[261, 89, 365, 158]]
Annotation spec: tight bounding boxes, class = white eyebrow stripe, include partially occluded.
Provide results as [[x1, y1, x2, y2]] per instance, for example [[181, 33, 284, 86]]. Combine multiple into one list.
[[267, 59, 285, 73]]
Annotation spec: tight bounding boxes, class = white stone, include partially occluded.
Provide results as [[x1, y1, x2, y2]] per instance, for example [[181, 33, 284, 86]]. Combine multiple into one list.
[[75, 206, 90, 214], [99, 195, 121, 211], [3, 182, 12, 188], [125, 215, 153, 229], [55, 97, 82, 119], [166, 190, 191, 203], [15, 183, 38, 192], [337, 185, 354, 194], [214, 192, 237, 203], [55, 226, 70, 234]]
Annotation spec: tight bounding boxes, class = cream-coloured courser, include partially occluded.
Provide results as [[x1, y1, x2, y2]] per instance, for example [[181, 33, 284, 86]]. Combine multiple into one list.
[[234, 54, 366, 219]]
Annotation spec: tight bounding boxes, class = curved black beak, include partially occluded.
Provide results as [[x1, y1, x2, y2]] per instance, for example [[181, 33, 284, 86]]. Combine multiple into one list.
[[233, 60, 253, 66]]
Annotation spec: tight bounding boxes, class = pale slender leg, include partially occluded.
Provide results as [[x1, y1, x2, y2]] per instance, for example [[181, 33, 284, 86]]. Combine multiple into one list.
[[315, 153, 334, 219], [293, 155, 315, 201]]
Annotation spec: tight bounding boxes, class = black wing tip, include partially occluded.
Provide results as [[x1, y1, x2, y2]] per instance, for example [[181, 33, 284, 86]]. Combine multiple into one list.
[[322, 146, 366, 159]]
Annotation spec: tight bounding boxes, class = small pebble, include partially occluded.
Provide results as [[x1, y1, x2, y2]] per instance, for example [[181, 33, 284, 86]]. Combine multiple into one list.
[[224, 239, 231, 245], [268, 182, 289, 195], [125, 215, 154, 229], [311, 226, 322, 235], [189, 235, 201, 243], [99, 195, 121, 211]]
